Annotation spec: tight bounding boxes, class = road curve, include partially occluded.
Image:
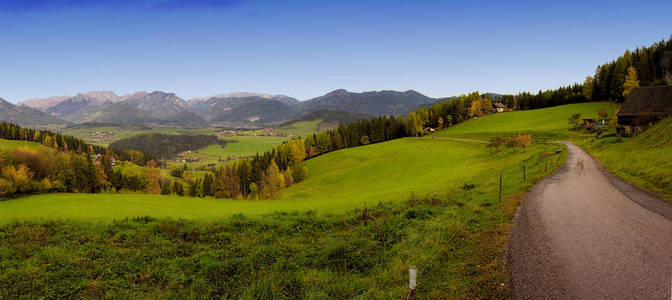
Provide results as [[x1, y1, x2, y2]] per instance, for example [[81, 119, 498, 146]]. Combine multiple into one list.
[[508, 142, 672, 299]]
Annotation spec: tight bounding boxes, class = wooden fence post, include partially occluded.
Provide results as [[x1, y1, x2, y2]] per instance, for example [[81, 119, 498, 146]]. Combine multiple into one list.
[[499, 171, 502, 203], [408, 266, 417, 300]]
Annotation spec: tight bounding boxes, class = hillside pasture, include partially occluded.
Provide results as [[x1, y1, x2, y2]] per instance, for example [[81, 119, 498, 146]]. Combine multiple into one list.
[[167, 135, 289, 169], [0, 104, 575, 298], [0, 138, 562, 224], [61, 126, 218, 146], [274, 119, 339, 137], [274, 119, 323, 137], [0, 139, 47, 151], [433, 102, 618, 140]]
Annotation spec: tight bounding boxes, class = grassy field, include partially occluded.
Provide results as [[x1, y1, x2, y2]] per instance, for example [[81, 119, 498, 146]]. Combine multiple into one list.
[[167, 136, 289, 169], [61, 126, 218, 146], [0, 140, 564, 298], [575, 117, 672, 201], [274, 119, 339, 137], [433, 102, 618, 140], [274, 119, 323, 137], [62, 125, 314, 169], [1, 103, 589, 298], [0, 139, 47, 151], [1, 138, 563, 224]]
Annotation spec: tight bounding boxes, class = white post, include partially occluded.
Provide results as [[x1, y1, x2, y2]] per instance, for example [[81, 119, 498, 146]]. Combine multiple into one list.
[[408, 266, 417, 300]]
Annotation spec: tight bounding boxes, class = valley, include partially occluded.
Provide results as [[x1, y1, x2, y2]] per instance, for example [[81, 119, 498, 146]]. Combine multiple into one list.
[[0, 102, 573, 298], [0, 20, 670, 298]]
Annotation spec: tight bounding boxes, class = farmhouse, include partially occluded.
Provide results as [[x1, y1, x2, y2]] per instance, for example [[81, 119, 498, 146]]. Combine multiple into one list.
[[493, 103, 507, 113], [617, 86, 672, 134]]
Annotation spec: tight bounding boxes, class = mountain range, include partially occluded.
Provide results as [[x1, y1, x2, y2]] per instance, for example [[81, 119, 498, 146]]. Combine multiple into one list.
[[2, 89, 439, 128], [0, 97, 70, 127]]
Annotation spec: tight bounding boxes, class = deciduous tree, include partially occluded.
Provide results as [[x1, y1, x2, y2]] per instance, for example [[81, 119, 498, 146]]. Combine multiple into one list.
[[623, 66, 640, 97], [260, 161, 284, 199]]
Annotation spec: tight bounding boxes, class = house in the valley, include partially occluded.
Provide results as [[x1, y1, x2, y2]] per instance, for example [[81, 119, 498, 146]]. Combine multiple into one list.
[[493, 102, 508, 113], [617, 86, 672, 135]]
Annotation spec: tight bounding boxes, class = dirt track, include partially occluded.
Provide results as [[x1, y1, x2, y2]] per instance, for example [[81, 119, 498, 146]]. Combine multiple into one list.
[[508, 142, 672, 299]]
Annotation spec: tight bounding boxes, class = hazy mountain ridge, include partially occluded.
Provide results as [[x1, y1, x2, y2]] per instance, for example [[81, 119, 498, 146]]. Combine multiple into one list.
[[189, 92, 301, 107], [5, 89, 438, 128], [195, 96, 298, 127], [18, 96, 69, 111], [299, 89, 434, 116], [0, 97, 69, 127], [278, 109, 370, 128]]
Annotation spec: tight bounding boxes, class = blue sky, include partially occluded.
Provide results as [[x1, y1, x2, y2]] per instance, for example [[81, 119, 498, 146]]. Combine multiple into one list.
[[0, 0, 670, 103]]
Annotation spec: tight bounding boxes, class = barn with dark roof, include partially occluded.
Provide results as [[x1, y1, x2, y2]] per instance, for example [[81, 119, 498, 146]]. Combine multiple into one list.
[[617, 86, 672, 134]]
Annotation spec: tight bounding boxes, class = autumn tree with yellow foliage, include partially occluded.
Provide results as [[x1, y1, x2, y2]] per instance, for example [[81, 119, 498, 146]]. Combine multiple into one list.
[[623, 66, 640, 97]]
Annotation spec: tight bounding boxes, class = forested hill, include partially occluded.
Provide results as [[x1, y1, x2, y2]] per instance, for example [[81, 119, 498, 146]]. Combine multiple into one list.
[[279, 110, 370, 127], [485, 36, 672, 110], [109, 134, 222, 159], [0, 121, 157, 199], [591, 37, 672, 102]]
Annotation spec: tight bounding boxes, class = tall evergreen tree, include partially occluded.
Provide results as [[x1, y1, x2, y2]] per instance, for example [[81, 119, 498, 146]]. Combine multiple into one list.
[[583, 76, 594, 100]]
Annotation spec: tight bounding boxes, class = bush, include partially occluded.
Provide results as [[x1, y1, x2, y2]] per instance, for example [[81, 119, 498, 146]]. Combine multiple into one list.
[[292, 166, 308, 183]]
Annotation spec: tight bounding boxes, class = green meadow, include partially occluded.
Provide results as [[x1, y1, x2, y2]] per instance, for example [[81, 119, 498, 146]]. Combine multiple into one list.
[[274, 119, 340, 137], [433, 102, 618, 140], [0, 139, 46, 151], [61, 126, 218, 146], [0, 138, 563, 224], [0, 138, 563, 298], [169, 135, 289, 168], [1, 103, 598, 298], [274, 119, 323, 137]]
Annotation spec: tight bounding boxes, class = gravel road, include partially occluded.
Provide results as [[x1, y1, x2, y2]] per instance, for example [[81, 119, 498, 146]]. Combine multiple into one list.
[[508, 141, 672, 299]]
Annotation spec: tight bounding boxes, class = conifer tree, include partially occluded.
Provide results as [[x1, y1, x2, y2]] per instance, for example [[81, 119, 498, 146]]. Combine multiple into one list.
[[583, 76, 594, 100]]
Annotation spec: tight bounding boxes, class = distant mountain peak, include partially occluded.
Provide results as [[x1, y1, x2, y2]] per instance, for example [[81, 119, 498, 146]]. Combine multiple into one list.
[[0, 96, 69, 127], [301, 89, 434, 116], [326, 89, 349, 96], [189, 92, 296, 102], [78, 91, 122, 102]]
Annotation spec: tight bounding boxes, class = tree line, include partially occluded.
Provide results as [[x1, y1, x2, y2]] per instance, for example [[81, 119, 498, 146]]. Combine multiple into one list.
[[109, 133, 223, 160], [588, 36, 672, 102], [0, 121, 154, 165], [0, 121, 158, 199]]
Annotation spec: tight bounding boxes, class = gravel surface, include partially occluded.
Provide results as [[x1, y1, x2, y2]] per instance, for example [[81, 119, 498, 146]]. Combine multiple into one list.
[[508, 142, 672, 299]]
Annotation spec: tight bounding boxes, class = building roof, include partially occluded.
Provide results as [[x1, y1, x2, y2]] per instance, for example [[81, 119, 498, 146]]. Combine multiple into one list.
[[493, 102, 507, 108], [618, 86, 672, 117]]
